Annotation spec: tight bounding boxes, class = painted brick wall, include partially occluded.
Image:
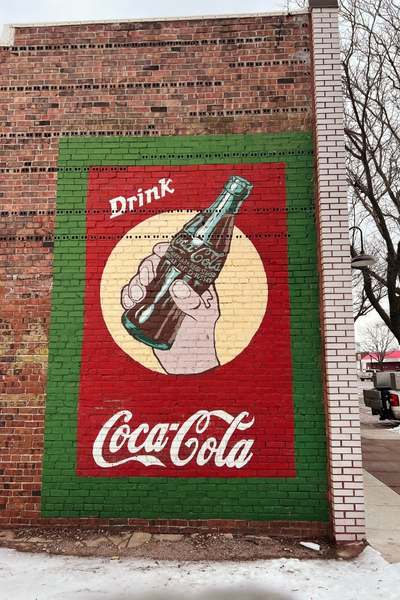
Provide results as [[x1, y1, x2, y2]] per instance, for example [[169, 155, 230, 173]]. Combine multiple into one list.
[[0, 10, 358, 541]]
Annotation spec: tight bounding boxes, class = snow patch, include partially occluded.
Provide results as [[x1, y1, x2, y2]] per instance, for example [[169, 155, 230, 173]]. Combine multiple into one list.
[[1, 546, 399, 600]]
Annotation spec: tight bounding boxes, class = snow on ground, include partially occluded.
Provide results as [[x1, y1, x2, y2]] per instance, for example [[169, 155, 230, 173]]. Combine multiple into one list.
[[1, 546, 400, 600]]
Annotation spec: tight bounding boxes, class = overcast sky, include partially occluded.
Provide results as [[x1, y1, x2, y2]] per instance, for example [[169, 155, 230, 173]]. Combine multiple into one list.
[[1, 0, 290, 29]]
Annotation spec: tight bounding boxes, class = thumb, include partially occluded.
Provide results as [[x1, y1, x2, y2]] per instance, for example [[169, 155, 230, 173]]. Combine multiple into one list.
[[170, 280, 201, 315]]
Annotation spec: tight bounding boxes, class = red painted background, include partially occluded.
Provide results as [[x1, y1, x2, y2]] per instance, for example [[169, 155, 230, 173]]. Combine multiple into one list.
[[76, 163, 295, 477]]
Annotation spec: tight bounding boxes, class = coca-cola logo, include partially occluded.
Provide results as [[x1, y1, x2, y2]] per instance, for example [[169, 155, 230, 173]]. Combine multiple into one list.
[[170, 233, 225, 273], [93, 409, 255, 469], [191, 247, 224, 272]]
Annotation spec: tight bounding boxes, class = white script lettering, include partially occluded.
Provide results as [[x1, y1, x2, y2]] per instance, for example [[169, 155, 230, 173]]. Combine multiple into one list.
[[109, 178, 175, 219], [92, 409, 255, 469]]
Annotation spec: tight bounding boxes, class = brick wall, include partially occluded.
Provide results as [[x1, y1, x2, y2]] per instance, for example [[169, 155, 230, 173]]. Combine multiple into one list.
[[0, 9, 362, 542]]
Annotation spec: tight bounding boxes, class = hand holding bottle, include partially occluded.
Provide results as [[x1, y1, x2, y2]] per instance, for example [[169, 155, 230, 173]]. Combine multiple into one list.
[[121, 243, 220, 374], [121, 175, 252, 374]]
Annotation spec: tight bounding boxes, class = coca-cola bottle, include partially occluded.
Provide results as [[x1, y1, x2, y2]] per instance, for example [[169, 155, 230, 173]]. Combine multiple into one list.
[[122, 175, 253, 350]]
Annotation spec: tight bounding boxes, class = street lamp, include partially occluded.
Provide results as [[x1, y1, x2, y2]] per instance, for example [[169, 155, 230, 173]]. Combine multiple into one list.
[[349, 226, 376, 269]]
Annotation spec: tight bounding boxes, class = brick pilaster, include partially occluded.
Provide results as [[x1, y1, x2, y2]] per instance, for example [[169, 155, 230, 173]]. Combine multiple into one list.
[[311, 6, 366, 542]]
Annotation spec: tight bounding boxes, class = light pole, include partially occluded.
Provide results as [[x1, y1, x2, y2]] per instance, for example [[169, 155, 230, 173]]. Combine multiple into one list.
[[349, 226, 376, 269]]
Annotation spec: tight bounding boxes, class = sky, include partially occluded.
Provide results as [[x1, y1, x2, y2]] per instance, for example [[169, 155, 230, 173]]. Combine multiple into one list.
[[0, 0, 291, 30]]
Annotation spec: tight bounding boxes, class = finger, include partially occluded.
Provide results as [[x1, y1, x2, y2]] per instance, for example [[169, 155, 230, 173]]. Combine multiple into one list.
[[138, 259, 154, 286], [138, 253, 161, 286], [153, 242, 169, 258], [170, 280, 201, 314], [207, 284, 219, 305], [201, 289, 213, 309], [128, 275, 145, 303], [121, 284, 135, 310]]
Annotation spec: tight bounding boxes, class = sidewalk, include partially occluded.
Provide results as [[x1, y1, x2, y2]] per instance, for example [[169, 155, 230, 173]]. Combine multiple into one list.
[[364, 470, 400, 563], [359, 391, 400, 562]]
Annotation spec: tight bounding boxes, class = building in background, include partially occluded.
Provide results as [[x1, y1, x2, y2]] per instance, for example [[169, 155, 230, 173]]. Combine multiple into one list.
[[0, 0, 363, 545], [361, 351, 400, 372]]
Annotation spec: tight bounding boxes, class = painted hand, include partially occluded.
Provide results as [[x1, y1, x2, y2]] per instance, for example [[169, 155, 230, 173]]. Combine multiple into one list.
[[121, 243, 220, 375]]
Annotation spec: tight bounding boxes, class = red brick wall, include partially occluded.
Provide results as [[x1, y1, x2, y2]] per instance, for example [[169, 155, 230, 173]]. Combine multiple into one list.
[[0, 14, 325, 535]]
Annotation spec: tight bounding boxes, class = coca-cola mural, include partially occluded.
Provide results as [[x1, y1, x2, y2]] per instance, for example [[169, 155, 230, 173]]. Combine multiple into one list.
[[76, 162, 293, 478], [42, 133, 326, 521]]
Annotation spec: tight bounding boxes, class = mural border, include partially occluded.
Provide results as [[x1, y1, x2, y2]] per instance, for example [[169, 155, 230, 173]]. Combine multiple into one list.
[[42, 132, 328, 522]]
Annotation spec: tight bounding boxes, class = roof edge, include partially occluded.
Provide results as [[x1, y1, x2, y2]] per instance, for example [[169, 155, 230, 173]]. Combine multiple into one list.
[[4, 8, 309, 32]]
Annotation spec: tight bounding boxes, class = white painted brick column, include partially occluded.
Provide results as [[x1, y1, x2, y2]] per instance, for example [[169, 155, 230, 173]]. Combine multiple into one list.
[[311, 4, 366, 543]]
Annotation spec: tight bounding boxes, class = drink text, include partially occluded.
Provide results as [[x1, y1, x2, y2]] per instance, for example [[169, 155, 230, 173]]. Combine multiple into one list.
[[109, 178, 175, 219]]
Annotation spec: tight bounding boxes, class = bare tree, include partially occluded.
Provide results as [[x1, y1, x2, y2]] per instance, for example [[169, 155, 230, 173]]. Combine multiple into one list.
[[351, 244, 386, 321], [342, 0, 400, 342], [281, 0, 308, 12], [283, 1, 400, 341], [286, 0, 307, 8], [363, 322, 396, 364]]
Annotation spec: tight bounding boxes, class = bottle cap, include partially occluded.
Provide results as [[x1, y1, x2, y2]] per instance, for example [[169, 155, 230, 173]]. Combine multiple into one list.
[[224, 175, 253, 197]]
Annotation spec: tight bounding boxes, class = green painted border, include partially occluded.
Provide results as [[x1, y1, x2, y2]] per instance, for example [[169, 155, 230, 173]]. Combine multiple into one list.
[[42, 133, 328, 521]]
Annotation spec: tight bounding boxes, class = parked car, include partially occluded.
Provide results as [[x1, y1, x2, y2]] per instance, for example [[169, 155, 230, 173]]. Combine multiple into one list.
[[363, 371, 400, 421], [358, 369, 374, 381]]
